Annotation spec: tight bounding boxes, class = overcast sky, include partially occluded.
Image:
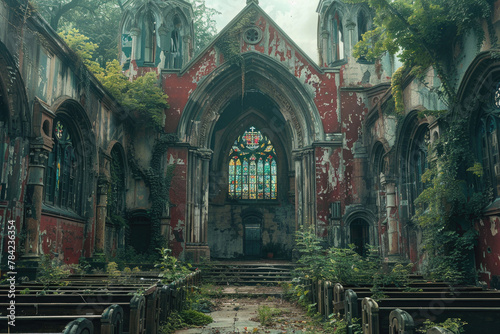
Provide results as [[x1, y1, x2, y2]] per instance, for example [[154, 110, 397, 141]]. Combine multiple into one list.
[[209, 0, 319, 62]]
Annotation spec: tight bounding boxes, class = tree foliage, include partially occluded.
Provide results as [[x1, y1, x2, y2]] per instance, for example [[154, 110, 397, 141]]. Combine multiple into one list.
[[351, 0, 495, 102], [350, 0, 496, 284], [59, 28, 168, 130], [190, 0, 220, 55], [414, 117, 487, 284], [32, 0, 122, 63], [59, 28, 98, 64]]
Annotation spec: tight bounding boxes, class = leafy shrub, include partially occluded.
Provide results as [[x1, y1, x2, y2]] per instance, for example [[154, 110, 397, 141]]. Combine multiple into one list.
[[257, 305, 282, 326], [155, 247, 191, 282], [179, 310, 213, 326], [416, 318, 467, 333], [37, 255, 71, 288]]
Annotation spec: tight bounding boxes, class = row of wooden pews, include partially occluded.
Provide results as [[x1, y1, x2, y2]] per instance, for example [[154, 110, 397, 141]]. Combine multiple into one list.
[[302, 279, 500, 333], [0, 271, 201, 334]]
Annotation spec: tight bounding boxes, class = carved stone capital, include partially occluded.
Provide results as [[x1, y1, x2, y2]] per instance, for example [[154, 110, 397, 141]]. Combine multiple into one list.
[[197, 148, 213, 161], [292, 150, 304, 161], [97, 176, 110, 195], [29, 139, 50, 166], [130, 27, 141, 36]]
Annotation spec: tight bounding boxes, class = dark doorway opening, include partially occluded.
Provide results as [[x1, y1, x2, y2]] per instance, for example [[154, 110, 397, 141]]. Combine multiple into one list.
[[128, 214, 151, 254], [243, 214, 262, 258], [350, 218, 370, 256]]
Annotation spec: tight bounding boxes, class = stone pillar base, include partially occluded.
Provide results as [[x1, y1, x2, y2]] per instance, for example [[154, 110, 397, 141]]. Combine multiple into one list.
[[15, 255, 41, 281], [184, 244, 210, 263], [89, 253, 107, 271]]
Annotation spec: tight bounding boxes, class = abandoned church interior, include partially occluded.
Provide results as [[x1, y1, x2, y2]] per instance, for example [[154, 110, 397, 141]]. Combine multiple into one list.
[[1, 0, 500, 289]]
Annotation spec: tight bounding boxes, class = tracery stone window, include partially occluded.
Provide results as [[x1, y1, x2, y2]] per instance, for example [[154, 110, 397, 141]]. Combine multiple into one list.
[[171, 15, 183, 68], [408, 127, 429, 215], [357, 10, 369, 42], [331, 9, 344, 62], [45, 119, 81, 213], [478, 115, 500, 196], [144, 19, 156, 63], [228, 127, 277, 200], [108, 146, 126, 218]]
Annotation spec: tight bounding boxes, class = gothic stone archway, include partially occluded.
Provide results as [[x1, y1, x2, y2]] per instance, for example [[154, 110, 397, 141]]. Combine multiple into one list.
[[178, 53, 324, 261]]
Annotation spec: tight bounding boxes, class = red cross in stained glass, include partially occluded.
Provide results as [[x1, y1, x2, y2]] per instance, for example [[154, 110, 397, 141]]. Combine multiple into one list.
[[245, 126, 261, 150]]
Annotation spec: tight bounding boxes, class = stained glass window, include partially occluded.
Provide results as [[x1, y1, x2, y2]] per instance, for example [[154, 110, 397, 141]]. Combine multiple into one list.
[[45, 119, 80, 213], [495, 82, 500, 109], [229, 127, 277, 200]]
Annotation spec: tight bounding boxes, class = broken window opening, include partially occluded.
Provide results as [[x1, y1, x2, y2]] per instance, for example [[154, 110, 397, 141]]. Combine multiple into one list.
[[45, 119, 81, 213], [331, 10, 344, 63], [144, 19, 156, 63], [171, 15, 183, 68]]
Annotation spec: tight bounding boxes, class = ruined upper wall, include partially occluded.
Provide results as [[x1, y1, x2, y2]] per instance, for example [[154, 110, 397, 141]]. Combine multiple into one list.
[[0, 0, 127, 150]]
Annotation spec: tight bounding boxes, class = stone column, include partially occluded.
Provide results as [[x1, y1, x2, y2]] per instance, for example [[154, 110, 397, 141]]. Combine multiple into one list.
[[293, 150, 304, 229], [352, 141, 367, 204], [24, 141, 50, 258], [186, 149, 195, 244], [158, 26, 169, 69], [184, 148, 212, 262], [381, 175, 399, 256], [130, 27, 141, 61], [321, 30, 329, 66], [199, 148, 212, 246], [95, 177, 109, 254], [183, 35, 192, 64], [303, 148, 316, 228], [345, 20, 356, 58]]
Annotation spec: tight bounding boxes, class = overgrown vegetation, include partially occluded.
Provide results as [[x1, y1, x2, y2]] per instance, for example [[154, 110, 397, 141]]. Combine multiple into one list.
[[155, 247, 191, 283], [349, 0, 497, 285], [257, 305, 282, 326], [294, 226, 413, 287], [351, 0, 496, 105], [36, 255, 72, 288], [414, 117, 485, 285], [159, 278, 213, 334], [416, 318, 468, 333]]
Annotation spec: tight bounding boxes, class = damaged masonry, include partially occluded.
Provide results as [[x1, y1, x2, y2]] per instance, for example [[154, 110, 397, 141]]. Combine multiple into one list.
[[0, 0, 499, 290]]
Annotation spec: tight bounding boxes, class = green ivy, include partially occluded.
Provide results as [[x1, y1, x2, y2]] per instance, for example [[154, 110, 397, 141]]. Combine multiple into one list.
[[414, 116, 487, 285], [128, 134, 177, 252]]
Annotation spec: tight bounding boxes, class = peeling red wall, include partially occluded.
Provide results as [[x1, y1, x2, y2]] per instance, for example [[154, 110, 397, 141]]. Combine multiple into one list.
[[476, 216, 500, 287], [40, 214, 85, 264], [167, 147, 188, 257]]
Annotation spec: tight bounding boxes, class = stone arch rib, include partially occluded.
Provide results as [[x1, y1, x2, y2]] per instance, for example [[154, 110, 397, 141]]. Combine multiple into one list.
[[178, 52, 324, 149]]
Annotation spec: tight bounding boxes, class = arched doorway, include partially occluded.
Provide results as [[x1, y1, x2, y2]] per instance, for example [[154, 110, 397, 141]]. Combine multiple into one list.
[[128, 211, 151, 254], [242, 211, 263, 258], [350, 218, 370, 256], [177, 52, 324, 261]]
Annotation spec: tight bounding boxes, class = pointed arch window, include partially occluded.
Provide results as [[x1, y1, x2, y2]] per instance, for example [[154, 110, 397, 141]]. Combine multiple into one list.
[[408, 126, 429, 216], [478, 114, 500, 196], [357, 10, 369, 42], [45, 119, 81, 213], [331, 9, 344, 63], [228, 127, 277, 200], [144, 18, 156, 63]]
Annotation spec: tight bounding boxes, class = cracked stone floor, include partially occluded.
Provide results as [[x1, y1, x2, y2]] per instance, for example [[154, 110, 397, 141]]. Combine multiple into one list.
[[176, 286, 317, 334]]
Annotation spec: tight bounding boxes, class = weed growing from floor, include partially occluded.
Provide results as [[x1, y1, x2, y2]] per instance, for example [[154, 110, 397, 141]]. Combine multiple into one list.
[[257, 305, 282, 326]]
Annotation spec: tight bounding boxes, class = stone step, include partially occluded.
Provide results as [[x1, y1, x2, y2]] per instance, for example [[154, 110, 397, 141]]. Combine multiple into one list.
[[201, 262, 295, 285]]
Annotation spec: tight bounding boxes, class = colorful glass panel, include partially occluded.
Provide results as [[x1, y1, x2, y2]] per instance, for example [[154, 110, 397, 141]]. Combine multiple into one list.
[[229, 159, 235, 194], [271, 160, 277, 199], [235, 159, 242, 197], [228, 126, 277, 200], [45, 119, 79, 212]]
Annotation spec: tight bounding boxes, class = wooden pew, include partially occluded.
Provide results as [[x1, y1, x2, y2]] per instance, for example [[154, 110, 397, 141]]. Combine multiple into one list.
[[0, 304, 122, 334], [361, 296, 500, 334]]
